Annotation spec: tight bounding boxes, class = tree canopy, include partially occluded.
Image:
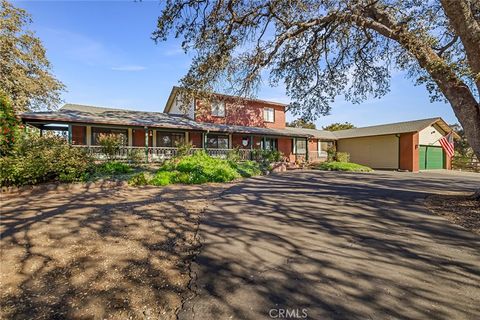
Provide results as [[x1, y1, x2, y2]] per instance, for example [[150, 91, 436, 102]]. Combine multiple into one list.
[[153, 0, 480, 159], [286, 118, 316, 129], [323, 122, 356, 131], [0, 0, 64, 113]]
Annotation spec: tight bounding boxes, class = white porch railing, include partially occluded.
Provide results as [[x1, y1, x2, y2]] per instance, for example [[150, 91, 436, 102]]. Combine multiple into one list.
[[72, 145, 253, 162]]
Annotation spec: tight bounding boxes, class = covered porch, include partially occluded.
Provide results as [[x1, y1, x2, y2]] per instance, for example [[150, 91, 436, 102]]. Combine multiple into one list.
[[24, 121, 328, 163]]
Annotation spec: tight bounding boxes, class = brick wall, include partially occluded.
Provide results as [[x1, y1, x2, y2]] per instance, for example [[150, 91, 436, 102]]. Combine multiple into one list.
[[195, 99, 286, 129]]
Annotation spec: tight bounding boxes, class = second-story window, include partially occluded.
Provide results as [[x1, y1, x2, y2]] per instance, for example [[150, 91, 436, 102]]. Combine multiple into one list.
[[263, 107, 275, 122], [211, 101, 225, 117]]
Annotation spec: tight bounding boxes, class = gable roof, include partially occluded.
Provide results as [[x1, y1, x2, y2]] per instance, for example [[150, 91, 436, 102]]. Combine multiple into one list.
[[332, 117, 458, 139], [21, 104, 309, 138], [163, 86, 287, 113]]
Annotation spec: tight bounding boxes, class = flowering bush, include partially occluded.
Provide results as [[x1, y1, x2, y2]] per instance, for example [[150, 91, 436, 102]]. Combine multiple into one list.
[[0, 134, 94, 187], [0, 94, 22, 156]]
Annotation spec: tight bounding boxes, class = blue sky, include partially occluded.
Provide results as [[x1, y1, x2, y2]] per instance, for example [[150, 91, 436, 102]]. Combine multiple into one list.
[[15, 0, 458, 128]]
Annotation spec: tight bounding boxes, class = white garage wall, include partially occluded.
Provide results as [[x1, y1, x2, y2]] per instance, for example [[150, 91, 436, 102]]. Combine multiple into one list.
[[419, 124, 445, 146], [337, 134, 399, 169]]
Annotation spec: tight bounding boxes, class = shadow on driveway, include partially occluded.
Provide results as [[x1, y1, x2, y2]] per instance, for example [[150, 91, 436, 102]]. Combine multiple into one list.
[[180, 170, 480, 320]]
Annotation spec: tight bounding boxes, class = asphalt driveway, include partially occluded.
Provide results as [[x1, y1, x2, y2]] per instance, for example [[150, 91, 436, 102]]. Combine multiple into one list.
[[179, 170, 480, 320]]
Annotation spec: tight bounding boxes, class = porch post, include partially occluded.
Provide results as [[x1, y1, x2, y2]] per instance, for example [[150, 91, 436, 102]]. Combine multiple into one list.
[[202, 132, 207, 150], [86, 126, 92, 146], [185, 131, 189, 145], [228, 133, 232, 149], [144, 126, 149, 163], [152, 129, 157, 147], [127, 128, 133, 146], [67, 124, 72, 144], [305, 138, 309, 162], [262, 136, 266, 150], [293, 137, 297, 162]]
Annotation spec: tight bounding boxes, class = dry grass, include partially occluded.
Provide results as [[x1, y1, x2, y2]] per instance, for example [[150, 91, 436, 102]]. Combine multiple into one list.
[[0, 183, 227, 319], [426, 193, 480, 235]]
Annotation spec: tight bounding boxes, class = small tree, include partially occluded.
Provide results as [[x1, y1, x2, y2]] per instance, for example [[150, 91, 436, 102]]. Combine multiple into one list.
[[323, 122, 356, 132], [98, 133, 122, 161]]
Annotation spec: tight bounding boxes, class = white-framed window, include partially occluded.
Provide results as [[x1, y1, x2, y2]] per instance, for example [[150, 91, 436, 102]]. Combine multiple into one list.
[[263, 107, 275, 122], [211, 101, 225, 117]]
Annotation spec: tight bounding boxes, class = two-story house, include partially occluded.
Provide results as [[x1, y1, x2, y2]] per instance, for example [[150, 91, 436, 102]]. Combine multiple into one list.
[[20, 86, 457, 171]]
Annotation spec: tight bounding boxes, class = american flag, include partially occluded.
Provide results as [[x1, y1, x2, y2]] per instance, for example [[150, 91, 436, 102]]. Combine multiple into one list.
[[439, 132, 455, 158]]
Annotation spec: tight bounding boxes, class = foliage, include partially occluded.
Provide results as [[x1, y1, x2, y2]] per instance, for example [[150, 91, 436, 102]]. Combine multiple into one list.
[[176, 141, 193, 158], [0, 94, 22, 156], [252, 149, 283, 164], [128, 172, 150, 186], [126, 148, 144, 164], [96, 161, 132, 175], [450, 123, 475, 160], [133, 151, 262, 186], [98, 133, 123, 160], [335, 152, 350, 163], [1, 0, 64, 112], [226, 147, 242, 162], [323, 122, 355, 132], [286, 118, 316, 129], [327, 145, 337, 162], [0, 134, 94, 186], [153, 0, 480, 161], [316, 161, 373, 172]]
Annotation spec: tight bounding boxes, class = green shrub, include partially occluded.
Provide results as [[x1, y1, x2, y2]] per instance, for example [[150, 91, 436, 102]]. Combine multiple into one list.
[[0, 94, 22, 156], [176, 142, 193, 158], [335, 152, 350, 163], [98, 133, 123, 160], [327, 145, 336, 162], [128, 172, 150, 186], [229, 160, 262, 177], [150, 171, 177, 186], [316, 161, 372, 172], [0, 134, 94, 186], [96, 161, 132, 175], [252, 149, 283, 164]]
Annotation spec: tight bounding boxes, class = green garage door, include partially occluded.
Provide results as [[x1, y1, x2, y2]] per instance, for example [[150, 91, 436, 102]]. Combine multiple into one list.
[[419, 145, 444, 170]]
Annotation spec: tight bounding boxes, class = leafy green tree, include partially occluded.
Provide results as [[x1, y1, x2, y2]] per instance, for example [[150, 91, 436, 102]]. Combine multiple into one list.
[[0, 0, 64, 112], [286, 118, 316, 129], [153, 0, 480, 160], [323, 122, 355, 131], [450, 123, 475, 159]]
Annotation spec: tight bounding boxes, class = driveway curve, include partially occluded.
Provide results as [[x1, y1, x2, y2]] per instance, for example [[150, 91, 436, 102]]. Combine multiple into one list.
[[179, 170, 480, 320]]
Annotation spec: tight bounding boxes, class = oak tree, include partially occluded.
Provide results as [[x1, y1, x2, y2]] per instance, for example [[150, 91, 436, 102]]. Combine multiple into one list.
[[153, 0, 480, 159], [323, 122, 356, 131]]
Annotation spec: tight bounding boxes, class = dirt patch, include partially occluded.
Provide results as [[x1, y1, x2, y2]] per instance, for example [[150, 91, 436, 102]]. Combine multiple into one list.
[[426, 193, 480, 234], [0, 183, 228, 319]]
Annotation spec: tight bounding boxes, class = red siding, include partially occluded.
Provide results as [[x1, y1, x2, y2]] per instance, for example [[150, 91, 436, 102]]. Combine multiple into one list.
[[308, 139, 318, 151], [72, 125, 86, 145], [399, 132, 419, 172], [195, 99, 286, 129], [189, 132, 203, 148], [278, 138, 294, 162], [132, 129, 153, 147]]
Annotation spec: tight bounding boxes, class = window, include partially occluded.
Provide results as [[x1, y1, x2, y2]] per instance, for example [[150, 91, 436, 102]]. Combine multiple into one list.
[[206, 134, 229, 149], [91, 127, 128, 145], [295, 139, 307, 154], [211, 101, 225, 117], [320, 141, 333, 152], [263, 107, 275, 122], [261, 138, 278, 150], [157, 132, 185, 147]]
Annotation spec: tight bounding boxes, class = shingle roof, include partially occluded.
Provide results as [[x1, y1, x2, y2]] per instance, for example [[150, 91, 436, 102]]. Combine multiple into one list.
[[21, 104, 309, 138], [332, 117, 445, 139]]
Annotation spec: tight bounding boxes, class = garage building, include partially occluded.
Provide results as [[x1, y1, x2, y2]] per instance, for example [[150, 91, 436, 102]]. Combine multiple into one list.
[[334, 118, 458, 171]]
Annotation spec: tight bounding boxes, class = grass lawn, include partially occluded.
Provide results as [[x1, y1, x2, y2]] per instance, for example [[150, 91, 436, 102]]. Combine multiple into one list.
[[315, 161, 373, 172]]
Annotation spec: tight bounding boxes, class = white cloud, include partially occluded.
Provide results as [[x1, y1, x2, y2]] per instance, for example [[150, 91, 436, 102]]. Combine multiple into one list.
[[111, 65, 146, 71]]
